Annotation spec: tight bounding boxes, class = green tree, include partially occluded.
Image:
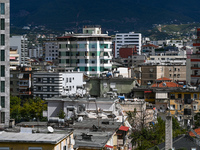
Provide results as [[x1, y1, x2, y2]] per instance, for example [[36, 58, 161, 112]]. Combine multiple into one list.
[[10, 96, 47, 122], [129, 116, 186, 150], [57, 110, 66, 119]]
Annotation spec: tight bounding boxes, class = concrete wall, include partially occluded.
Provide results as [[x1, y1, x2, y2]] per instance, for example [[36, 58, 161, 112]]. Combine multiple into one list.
[[48, 101, 64, 118]]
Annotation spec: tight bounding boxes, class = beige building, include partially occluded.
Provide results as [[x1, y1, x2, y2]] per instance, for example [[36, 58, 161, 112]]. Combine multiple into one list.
[[164, 65, 186, 84], [141, 65, 186, 86], [141, 65, 164, 86]]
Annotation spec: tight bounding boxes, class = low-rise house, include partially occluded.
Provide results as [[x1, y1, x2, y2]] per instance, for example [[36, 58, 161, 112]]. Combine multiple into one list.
[[72, 118, 131, 150], [0, 131, 74, 150], [10, 66, 32, 98], [87, 76, 136, 97]]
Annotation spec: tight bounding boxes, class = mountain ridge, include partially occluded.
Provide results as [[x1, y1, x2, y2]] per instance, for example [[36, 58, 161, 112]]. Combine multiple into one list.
[[10, 0, 200, 32]]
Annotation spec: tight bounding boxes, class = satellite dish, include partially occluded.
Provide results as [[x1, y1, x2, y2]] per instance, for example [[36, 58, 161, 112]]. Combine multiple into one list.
[[163, 82, 166, 86], [47, 126, 54, 133]]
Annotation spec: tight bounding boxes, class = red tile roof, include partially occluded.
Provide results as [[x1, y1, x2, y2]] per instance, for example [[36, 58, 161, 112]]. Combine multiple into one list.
[[119, 126, 129, 131], [105, 145, 113, 148], [156, 77, 172, 81], [151, 82, 183, 88], [189, 128, 200, 137], [142, 44, 159, 48]]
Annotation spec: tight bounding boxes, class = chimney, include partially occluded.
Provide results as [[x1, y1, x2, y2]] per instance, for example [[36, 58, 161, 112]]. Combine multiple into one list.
[[165, 116, 173, 150]]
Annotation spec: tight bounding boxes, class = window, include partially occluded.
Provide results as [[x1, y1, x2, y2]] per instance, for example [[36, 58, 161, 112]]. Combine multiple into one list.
[[47, 86, 50, 92], [1, 65, 4, 77], [0, 19, 4, 30], [1, 96, 4, 108], [194, 94, 197, 99], [149, 74, 153, 78], [1, 81, 4, 92], [193, 105, 197, 111], [184, 109, 191, 115], [1, 50, 4, 61], [179, 105, 182, 110], [1, 34, 5, 46], [178, 94, 182, 99], [0, 3, 5, 15], [69, 78, 71, 82], [37, 78, 42, 82], [170, 94, 175, 99], [47, 78, 50, 83], [37, 86, 42, 91], [1, 112, 5, 123]]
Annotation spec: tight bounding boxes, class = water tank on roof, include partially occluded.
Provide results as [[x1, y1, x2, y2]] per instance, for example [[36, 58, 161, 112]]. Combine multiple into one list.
[[106, 72, 112, 77], [118, 96, 125, 100]]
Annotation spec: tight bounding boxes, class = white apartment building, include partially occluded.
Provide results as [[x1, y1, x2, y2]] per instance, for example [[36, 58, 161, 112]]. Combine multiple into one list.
[[0, 0, 10, 126], [115, 32, 142, 58], [33, 72, 86, 99], [10, 35, 29, 66], [58, 26, 112, 76], [44, 39, 59, 61]]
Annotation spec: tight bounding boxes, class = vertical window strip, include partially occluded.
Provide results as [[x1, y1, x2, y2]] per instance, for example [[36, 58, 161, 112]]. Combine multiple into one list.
[[0, 34, 5, 46], [0, 65, 4, 77], [1, 96, 5, 108], [1, 50, 4, 61], [1, 81, 5, 92], [0, 3, 5, 15], [1, 19, 4, 30]]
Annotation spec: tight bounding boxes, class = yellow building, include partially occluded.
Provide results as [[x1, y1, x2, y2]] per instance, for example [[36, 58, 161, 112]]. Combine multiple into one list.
[[169, 91, 200, 124], [0, 131, 74, 150]]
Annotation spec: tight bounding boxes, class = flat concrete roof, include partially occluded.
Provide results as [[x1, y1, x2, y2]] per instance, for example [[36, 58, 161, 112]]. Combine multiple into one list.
[[0, 132, 69, 144], [45, 97, 117, 103], [72, 118, 122, 149]]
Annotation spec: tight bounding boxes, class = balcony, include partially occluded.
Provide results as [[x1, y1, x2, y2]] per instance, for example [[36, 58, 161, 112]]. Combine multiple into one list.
[[191, 75, 200, 77], [117, 139, 123, 146]]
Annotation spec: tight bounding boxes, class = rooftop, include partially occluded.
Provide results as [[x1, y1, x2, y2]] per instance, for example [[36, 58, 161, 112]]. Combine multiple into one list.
[[0, 132, 70, 144], [72, 118, 123, 149], [45, 97, 118, 103]]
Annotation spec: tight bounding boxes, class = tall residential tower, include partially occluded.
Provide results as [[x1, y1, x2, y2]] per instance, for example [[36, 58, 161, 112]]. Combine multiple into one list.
[[58, 26, 112, 76], [0, 0, 10, 126]]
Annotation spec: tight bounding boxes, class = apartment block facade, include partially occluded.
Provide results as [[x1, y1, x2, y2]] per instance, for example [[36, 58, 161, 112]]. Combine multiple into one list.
[[115, 32, 142, 58], [58, 26, 112, 76], [186, 28, 200, 85], [44, 39, 59, 61], [10, 35, 29, 66], [33, 72, 86, 99], [0, 0, 10, 126]]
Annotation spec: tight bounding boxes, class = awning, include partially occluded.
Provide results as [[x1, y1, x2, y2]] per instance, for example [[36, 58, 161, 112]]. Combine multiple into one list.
[[10, 57, 16, 60], [119, 126, 129, 131], [105, 145, 113, 148], [144, 91, 152, 93]]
